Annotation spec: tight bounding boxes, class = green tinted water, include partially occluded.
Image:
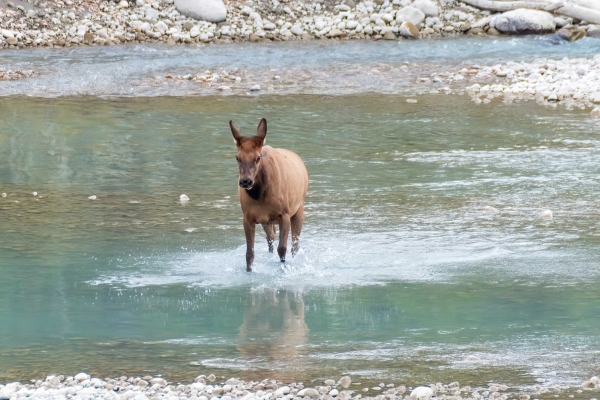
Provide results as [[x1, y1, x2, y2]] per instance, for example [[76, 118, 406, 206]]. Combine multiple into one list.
[[1, 95, 600, 391]]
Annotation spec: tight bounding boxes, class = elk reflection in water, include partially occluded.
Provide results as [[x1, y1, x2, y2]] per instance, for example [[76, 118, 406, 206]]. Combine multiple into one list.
[[237, 289, 309, 371]]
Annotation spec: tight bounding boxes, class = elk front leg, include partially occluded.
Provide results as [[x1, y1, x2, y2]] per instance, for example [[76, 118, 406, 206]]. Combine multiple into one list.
[[243, 216, 256, 272], [278, 215, 291, 262]]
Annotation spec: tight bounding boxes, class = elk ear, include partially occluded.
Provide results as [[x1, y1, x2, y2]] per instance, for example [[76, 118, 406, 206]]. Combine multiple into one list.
[[230, 120, 242, 145], [256, 118, 267, 143]]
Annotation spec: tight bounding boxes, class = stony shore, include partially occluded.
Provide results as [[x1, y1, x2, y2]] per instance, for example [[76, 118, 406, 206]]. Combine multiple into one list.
[[1, 0, 600, 50], [1, 374, 600, 400]]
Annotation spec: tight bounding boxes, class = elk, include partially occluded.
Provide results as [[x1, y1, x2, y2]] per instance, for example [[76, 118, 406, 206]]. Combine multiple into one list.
[[229, 118, 309, 272]]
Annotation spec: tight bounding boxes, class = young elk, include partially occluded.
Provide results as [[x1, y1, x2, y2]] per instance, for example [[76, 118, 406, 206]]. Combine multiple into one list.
[[229, 118, 308, 272]]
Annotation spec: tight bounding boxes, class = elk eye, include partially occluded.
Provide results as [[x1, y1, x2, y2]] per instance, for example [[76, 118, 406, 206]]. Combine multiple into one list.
[[256, 156, 261, 162], [235, 156, 240, 162]]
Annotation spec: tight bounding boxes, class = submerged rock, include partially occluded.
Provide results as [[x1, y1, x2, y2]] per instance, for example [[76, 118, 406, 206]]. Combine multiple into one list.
[[490, 9, 556, 34], [174, 0, 227, 22]]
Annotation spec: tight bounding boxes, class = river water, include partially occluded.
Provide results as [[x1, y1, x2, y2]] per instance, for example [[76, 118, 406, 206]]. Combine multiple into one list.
[[1, 38, 600, 394]]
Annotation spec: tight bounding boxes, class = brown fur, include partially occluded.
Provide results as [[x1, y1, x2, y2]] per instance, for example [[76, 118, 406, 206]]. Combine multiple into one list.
[[230, 118, 309, 271]]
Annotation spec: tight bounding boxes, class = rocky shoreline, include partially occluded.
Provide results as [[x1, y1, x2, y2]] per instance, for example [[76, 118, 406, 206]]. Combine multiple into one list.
[[1, 374, 599, 400], [1, 0, 600, 50]]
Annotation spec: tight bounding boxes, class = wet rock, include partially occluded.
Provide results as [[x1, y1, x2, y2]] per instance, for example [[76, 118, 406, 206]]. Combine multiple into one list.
[[487, 27, 501, 35], [490, 9, 556, 34], [396, 6, 425, 25], [88, 195, 97, 200], [174, 0, 227, 22], [467, 27, 484, 35], [399, 21, 419, 38], [556, 28, 586, 42], [591, 108, 600, 118], [7, 37, 18, 45]]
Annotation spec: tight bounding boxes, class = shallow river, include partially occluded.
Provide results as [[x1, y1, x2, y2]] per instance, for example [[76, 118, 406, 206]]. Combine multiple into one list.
[[1, 38, 600, 394]]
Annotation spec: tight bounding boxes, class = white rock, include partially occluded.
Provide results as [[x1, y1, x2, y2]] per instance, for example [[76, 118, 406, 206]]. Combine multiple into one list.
[[290, 25, 303, 35], [412, 0, 438, 17], [88, 195, 97, 200], [329, 389, 339, 396], [32, 191, 38, 196], [174, 0, 227, 22], [274, 387, 290, 397], [337, 377, 352, 389], [490, 9, 556, 34], [180, 194, 190, 202], [155, 21, 168, 32], [396, 6, 425, 25], [539, 210, 553, 219], [145, 7, 159, 19], [1, 29, 14, 38], [314, 18, 326, 30], [591, 108, 600, 118], [75, 373, 90, 382], [410, 387, 433, 400], [250, 85, 260, 91], [190, 26, 200, 37], [346, 20, 359, 29], [1, 193, 6, 197]]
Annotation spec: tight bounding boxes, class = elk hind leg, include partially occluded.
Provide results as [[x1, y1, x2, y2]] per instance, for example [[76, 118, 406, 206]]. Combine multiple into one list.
[[262, 223, 276, 253], [291, 204, 304, 257]]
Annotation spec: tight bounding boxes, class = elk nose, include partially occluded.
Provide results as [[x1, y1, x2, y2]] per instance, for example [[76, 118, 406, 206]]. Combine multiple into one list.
[[239, 179, 253, 188]]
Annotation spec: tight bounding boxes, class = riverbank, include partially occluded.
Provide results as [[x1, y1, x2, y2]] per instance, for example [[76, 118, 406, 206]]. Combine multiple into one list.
[[1, 0, 600, 50], [1, 374, 599, 400], [1, 37, 599, 115]]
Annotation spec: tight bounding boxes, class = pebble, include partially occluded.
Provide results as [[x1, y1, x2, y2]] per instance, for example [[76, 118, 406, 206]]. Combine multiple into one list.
[[410, 387, 434, 400], [88, 195, 97, 200], [250, 84, 260, 91], [406, 98, 418, 103], [32, 191, 38, 196], [1, 193, 6, 197], [539, 210, 553, 219], [337, 377, 351, 388], [591, 108, 600, 118], [180, 194, 190, 202]]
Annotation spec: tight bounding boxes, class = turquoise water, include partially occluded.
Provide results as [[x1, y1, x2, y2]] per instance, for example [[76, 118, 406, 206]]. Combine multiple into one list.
[[1, 93, 600, 392]]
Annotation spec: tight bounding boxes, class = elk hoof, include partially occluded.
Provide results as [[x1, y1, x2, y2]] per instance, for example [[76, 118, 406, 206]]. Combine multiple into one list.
[[246, 266, 253, 272], [280, 258, 285, 262]]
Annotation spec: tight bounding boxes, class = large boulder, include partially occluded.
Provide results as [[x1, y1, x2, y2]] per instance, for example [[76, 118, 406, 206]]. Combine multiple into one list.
[[395, 6, 425, 25], [490, 9, 556, 34], [174, 0, 227, 22]]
